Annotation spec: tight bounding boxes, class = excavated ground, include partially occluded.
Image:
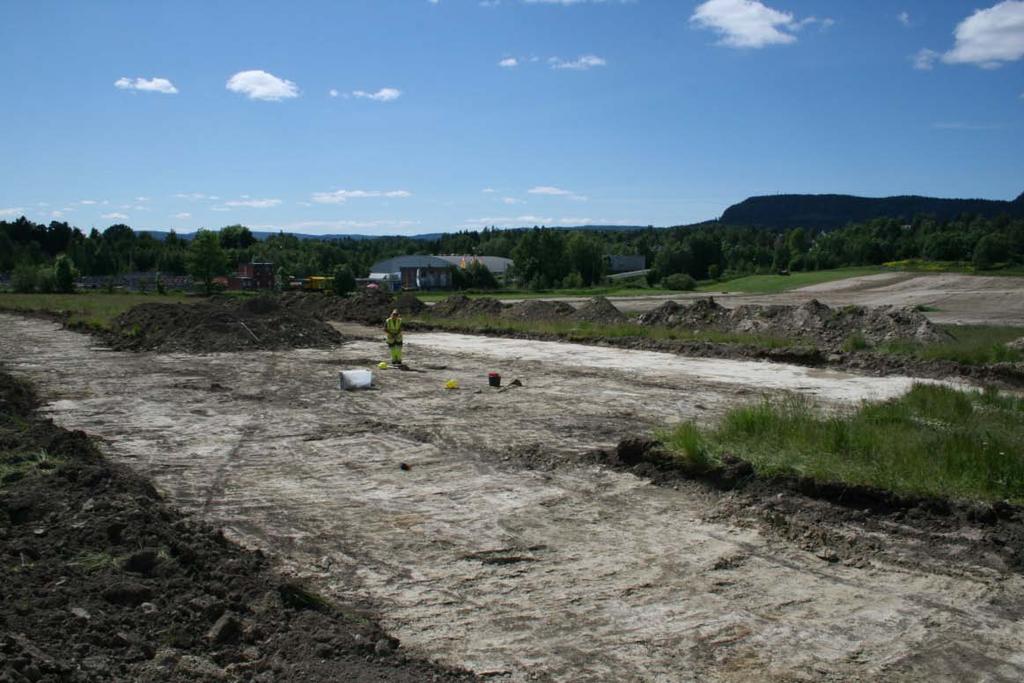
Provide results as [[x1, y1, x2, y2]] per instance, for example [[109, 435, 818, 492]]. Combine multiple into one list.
[[2, 313, 1023, 681]]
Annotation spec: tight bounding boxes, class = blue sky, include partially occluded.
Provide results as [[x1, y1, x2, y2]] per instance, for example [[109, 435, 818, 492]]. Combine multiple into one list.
[[1, 0, 1022, 235]]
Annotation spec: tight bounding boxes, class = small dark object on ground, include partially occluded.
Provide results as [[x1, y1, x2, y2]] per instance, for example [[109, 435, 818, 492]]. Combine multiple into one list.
[[400, 463, 411, 471]]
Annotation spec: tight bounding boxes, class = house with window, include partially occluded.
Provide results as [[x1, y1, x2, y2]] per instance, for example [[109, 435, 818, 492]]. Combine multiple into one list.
[[368, 255, 454, 292]]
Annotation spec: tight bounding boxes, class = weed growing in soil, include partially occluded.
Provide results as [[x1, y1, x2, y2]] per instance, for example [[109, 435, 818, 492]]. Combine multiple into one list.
[[882, 325, 1024, 365], [416, 314, 797, 348], [665, 384, 1024, 503]]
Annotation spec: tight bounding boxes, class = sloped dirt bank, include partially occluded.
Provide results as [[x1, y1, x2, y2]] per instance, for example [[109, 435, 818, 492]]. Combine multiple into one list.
[[594, 438, 1024, 575], [106, 297, 347, 353], [638, 297, 950, 348], [0, 369, 473, 682]]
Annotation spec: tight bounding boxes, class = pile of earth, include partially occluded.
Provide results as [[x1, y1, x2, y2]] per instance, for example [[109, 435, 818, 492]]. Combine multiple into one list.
[[502, 299, 575, 321], [428, 294, 507, 319], [0, 369, 474, 682], [279, 289, 425, 325], [638, 297, 951, 348], [107, 297, 346, 353], [570, 297, 628, 324]]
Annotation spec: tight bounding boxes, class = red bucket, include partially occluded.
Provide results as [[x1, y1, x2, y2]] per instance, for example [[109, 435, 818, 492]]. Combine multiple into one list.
[[488, 372, 501, 387]]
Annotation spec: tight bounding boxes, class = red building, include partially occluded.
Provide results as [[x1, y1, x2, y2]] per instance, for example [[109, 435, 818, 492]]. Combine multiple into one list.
[[237, 262, 275, 290]]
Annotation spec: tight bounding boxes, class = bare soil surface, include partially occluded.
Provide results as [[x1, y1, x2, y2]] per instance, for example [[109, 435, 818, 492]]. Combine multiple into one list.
[[516, 273, 1024, 327], [2, 314, 1023, 681], [0, 367, 473, 682]]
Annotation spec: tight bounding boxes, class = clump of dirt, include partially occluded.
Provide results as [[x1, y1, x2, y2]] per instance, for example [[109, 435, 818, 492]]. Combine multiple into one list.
[[570, 297, 628, 325], [107, 297, 346, 353], [1007, 336, 1024, 352], [428, 295, 507, 318], [0, 369, 474, 682], [638, 297, 950, 349], [502, 300, 575, 321]]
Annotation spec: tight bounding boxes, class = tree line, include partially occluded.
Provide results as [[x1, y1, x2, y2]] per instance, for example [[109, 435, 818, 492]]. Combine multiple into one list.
[[2, 211, 1022, 294]]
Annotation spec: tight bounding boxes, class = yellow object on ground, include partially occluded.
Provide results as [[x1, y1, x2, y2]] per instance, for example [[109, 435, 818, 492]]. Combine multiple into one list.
[[445, 379, 459, 390], [378, 361, 389, 369]]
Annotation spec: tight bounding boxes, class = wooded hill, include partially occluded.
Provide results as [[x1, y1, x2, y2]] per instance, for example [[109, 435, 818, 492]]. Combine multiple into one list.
[[720, 191, 1024, 230]]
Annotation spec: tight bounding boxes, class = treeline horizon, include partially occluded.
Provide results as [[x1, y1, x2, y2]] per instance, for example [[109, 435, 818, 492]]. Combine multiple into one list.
[[2, 211, 1023, 293]]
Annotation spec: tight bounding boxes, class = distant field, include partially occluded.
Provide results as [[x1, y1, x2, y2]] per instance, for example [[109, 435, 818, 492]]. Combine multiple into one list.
[[415, 285, 652, 303], [0, 292, 194, 329], [698, 267, 886, 294]]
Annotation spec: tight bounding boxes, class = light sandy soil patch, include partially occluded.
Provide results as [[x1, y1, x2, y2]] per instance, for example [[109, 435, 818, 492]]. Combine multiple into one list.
[[2, 314, 1022, 682], [505, 273, 1024, 326]]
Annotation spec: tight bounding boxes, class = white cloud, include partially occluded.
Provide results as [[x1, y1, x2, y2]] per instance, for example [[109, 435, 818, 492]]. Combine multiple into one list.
[[329, 88, 340, 97], [942, 1, 1024, 68], [223, 198, 282, 208], [690, 0, 812, 48], [913, 48, 940, 70], [174, 212, 192, 219], [557, 217, 594, 225], [174, 192, 216, 201], [101, 212, 129, 220], [528, 185, 588, 200], [898, 11, 911, 27], [80, 199, 98, 205], [549, 54, 606, 70], [499, 57, 519, 68], [311, 189, 412, 204], [0, 207, 24, 217], [226, 70, 300, 101], [135, 196, 150, 202], [250, 219, 419, 233], [480, 0, 501, 6], [502, 197, 522, 204], [351, 88, 402, 102], [482, 188, 496, 193], [114, 77, 178, 94]]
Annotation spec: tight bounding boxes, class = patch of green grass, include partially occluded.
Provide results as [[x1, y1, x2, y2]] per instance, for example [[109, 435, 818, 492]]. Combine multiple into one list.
[[73, 552, 120, 572], [0, 292, 194, 329], [414, 313, 798, 348], [842, 333, 869, 352], [882, 324, 1024, 365], [698, 267, 886, 294], [0, 448, 61, 488], [664, 384, 1024, 503], [414, 285, 653, 303]]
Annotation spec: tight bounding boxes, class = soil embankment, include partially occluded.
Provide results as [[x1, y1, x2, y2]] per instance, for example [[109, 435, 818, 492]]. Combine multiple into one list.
[[106, 296, 346, 353], [0, 368, 473, 682]]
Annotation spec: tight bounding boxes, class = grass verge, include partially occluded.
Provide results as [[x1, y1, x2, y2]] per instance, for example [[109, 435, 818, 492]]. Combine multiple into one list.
[[662, 383, 1024, 503], [413, 313, 798, 348], [697, 267, 886, 294], [0, 292, 194, 330], [414, 284, 654, 303], [882, 324, 1024, 365]]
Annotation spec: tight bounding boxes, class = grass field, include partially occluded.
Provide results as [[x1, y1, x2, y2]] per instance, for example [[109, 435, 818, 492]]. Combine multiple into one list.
[[697, 267, 886, 294], [0, 292, 194, 329], [883, 324, 1024, 365], [664, 383, 1024, 503], [414, 284, 653, 302]]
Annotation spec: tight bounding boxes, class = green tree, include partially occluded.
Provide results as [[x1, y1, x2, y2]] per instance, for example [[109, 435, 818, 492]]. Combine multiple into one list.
[[188, 229, 228, 295], [331, 264, 356, 295], [54, 254, 75, 293], [972, 234, 1009, 271], [219, 224, 256, 249], [565, 233, 606, 286], [11, 264, 38, 293]]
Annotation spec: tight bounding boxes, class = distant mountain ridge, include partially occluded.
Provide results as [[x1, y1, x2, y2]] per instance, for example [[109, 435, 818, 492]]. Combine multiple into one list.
[[719, 191, 1024, 230]]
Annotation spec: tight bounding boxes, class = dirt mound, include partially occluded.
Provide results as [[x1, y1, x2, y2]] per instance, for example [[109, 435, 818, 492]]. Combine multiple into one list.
[[395, 292, 426, 316], [570, 297, 628, 324], [502, 299, 575, 321], [638, 297, 950, 349], [428, 295, 507, 318], [108, 297, 346, 353], [0, 370, 473, 682], [1008, 336, 1024, 351]]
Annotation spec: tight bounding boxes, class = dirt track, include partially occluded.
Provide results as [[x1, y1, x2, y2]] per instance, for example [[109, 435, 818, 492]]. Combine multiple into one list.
[[2, 314, 1023, 681], [525, 273, 1024, 326]]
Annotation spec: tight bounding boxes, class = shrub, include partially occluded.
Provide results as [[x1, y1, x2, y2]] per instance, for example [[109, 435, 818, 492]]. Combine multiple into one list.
[[331, 264, 356, 296], [54, 255, 76, 293], [11, 264, 38, 293], [35, 266, 56, 294], [662, 273, 697, 291]]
